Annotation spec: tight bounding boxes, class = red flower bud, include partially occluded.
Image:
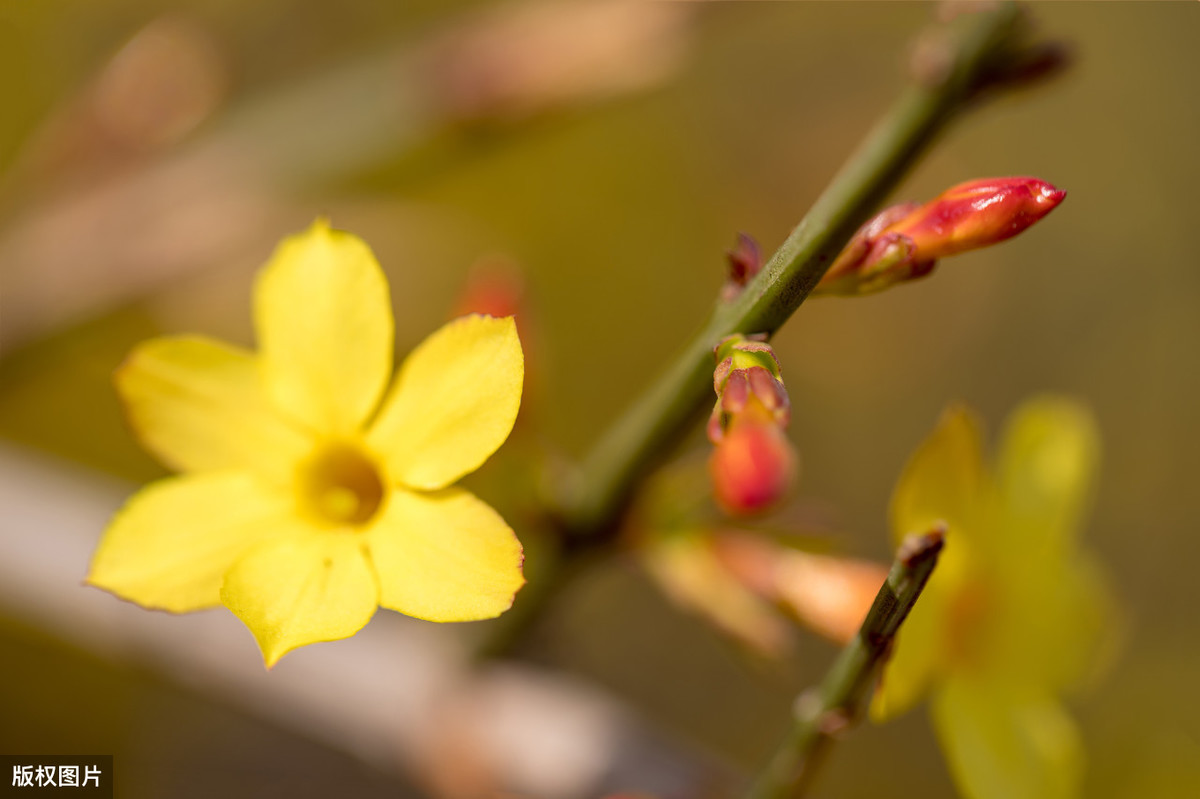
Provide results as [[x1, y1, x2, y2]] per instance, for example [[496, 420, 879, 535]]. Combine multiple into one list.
[[707, 365, 791, 442], [720, 232, 763, 302], [709, 416, 796, 516], [727, 232, 762, 283], [708, 334, 796, 514], [889, 176, 1066, 259], [817, 176, 1066, 295]]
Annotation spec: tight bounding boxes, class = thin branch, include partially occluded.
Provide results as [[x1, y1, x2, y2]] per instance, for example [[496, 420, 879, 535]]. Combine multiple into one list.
[[556, 2, 1024, 541], [486, 2, 1034, 656], [745, 528, 946, 799]]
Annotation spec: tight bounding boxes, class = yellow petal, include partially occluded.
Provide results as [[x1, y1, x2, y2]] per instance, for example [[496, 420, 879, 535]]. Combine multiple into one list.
[[874, 405, 987, 721], [87, 472, 299, 612], [116, 335, 312, 483], [221, 532, 379, 667], [368, 315, 523, 490], [366, 486, 524, 622], [890, 404, 985, 548], [986, 552, 1114, 695], [990, 395, 1099, 568], [255, 220, 394, 435], [932, 677, 1084, 799], [977, 398, 1110, 694]]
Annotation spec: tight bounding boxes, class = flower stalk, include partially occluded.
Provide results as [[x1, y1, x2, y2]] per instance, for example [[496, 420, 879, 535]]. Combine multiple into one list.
[[556, 2, 1028, 543], [815, 176, 1066, 296], [484, 1, 1041, 656], [744, 528, 945, 799]]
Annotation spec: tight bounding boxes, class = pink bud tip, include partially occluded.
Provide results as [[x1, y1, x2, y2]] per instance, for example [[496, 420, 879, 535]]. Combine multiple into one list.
[[720, 233, 764, 302], [726, 232, 762, 285], [709, 419, 796, 516], [891, 176, 1066, 259]]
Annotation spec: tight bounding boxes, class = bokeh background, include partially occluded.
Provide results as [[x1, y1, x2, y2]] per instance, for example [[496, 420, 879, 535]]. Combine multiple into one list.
[[2, 1, 1198, 797]]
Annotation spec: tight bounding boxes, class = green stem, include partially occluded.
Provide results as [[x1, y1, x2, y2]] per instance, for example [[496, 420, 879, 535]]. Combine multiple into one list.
[[558, 2, 1023, 539], [745, 529, 945, 799], [487, 2, 1028, 656]]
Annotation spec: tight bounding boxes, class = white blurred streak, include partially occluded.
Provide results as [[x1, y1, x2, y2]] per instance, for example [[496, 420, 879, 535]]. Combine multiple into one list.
[[426, 0, 692, 122], [8, 16, 230, 191], [0, 443, 707, 797], [91, 17, 229, 152], [421, 666, 625, 798], [0, 147, 287, 352], [0, 0, 693, 355]]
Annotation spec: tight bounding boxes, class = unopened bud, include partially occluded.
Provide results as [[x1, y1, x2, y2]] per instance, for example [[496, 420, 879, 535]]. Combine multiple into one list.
[[710, 331, 787, 405], [720, 232, 763, 302], [709, 334, 788, 435], [817, 176, 1066, 296], [894, 176, 1066, 257], [713, 333, 780, 384], [709, 365, 790, 441], [710, 417, 796, 516], [708, 334, 796, 514]]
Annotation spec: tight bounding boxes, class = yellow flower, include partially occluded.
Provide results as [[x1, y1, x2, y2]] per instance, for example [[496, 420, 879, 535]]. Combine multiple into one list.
[[872, 397, 1111, 799], [87, 220, 526, 667]]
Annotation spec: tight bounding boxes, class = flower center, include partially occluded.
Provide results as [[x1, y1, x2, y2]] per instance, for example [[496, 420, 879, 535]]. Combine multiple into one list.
[[946, 576, 993, 669], [297, 442, 385, 527]]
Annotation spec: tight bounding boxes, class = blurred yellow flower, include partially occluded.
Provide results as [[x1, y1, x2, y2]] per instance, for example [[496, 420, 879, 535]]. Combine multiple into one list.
[[88, 220, 525, 667], [872, 397, 1111, 799]]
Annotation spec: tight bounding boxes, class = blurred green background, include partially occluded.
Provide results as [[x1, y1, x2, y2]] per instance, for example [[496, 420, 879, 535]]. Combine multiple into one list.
[[2, 1, 1198, 797]]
